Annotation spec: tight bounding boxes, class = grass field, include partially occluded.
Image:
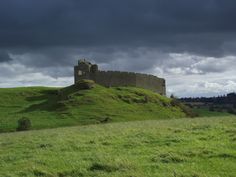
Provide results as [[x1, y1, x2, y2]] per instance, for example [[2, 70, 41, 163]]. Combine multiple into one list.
[[1, 116, 236, 177], [193, 108, 233, 117], [0, 84, 186, 132]]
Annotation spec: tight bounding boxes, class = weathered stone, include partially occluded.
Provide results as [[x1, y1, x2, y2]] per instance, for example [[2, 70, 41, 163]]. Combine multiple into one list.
[[75, 79, 95, 90], [74, 59, 166, 95]]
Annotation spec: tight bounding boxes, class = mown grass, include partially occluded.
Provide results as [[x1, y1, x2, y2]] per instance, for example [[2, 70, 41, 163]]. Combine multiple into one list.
[[0, 85, 186, 132], [0, 116, 235, 177]]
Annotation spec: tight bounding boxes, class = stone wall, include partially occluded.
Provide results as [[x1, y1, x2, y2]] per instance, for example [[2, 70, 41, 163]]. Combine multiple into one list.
[[90, 71, 137, 87], [135, 73, 166, 95], [74, 66, 166, 95], [74, 66, 90, 83]]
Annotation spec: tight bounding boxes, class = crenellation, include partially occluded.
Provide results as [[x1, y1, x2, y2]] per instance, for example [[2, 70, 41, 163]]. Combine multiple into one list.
[[74, 59, 166, 95]]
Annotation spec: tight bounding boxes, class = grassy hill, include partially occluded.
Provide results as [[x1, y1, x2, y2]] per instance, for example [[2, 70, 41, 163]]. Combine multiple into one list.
[[0, 82, 186, 132], [0, 116, 236, 177]]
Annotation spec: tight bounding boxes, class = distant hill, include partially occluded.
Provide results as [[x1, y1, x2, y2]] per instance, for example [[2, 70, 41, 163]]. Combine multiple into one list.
[[0, 81, 186, 132], [180, 92, 236, 105], [180, 93, 236, 116]]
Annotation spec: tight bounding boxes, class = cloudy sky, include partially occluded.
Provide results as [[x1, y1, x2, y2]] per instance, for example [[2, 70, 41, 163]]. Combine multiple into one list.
[[0, 0, 236, 97]]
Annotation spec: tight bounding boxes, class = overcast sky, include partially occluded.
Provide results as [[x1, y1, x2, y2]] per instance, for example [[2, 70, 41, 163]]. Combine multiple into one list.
[[0, 0, 236, 97]]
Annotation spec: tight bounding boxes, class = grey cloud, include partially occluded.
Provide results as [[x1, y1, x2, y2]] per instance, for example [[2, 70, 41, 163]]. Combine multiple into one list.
[[159, 53, 236, 75], [0, 0, 236, 57], [9, 47, 79, 68], [0, 51, 12, 62], [6, 46, 236, 78], [1, 0, 236, 69]]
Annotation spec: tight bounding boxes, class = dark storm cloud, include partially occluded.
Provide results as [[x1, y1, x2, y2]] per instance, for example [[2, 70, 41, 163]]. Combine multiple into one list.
[[0, 0, 236, 71], [0, 51, 12, 62], [0, 0, 236, 55]]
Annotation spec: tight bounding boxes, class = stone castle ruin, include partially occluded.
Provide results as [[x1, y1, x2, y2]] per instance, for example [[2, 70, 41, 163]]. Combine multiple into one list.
[[74, 59, 166, 95]]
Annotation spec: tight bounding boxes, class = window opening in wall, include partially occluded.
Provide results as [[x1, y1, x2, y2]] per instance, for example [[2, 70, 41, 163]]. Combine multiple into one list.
[[78, 70, 83, 76]]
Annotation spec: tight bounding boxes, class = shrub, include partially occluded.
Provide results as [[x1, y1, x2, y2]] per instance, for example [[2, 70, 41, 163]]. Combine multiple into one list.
[[17, 117, 31, 131], [75, 79, 95, 90], [170, 99, 180, 107], [100, 116, 112, 123], [171, 99, 199, 118], [227, 107, 236, 115], [209, 106, 215, 111], [170, 94, 175, 99]]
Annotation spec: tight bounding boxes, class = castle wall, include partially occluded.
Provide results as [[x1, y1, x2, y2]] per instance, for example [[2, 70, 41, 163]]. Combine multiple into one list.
[[89, 71, 136, 87], [74, 66, 79, 84], [135, 73, 166, 95], [74, 65, 166, 95]]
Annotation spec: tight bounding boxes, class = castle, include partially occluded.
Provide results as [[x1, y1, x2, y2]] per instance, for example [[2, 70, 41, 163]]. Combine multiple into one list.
[[74, 59, 166, 95]]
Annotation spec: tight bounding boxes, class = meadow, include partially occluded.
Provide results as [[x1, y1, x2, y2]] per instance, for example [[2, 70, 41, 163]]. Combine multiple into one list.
[[1, 116, 236, 177], [0, 84, 185, 132], [192, 108, 233, 117], [1, 83, 235, 176]]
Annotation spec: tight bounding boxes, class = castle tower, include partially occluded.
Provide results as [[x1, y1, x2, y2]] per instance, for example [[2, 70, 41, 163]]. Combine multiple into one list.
[[90, 64, 98, 73], [74, 59, 93, 83]]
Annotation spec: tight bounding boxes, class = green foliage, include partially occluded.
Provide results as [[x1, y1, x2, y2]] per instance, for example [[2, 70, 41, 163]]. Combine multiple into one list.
[[17, 117, 31, 131], [0, 85, 186, 132], [171, 98, 199, 118], [0, 116, 236, 177], [227, 107, 236, 115], [209, 106, 215, 111]]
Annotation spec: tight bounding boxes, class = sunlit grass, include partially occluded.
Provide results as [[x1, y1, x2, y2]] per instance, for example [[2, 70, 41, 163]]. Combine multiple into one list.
[[0, 85, 185, 132], [0, 116, 236, 177]]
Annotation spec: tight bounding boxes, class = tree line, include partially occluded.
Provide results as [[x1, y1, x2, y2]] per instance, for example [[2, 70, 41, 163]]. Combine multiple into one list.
[[179, 92, 236, 105]]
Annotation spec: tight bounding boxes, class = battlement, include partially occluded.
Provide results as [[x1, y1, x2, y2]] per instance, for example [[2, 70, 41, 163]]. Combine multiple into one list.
[[74, 59, 166, 95]]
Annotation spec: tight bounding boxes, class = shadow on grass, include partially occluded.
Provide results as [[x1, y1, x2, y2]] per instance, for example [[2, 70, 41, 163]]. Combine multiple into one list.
[[21, 89, 62, 113], [21, 85, 84, 113]]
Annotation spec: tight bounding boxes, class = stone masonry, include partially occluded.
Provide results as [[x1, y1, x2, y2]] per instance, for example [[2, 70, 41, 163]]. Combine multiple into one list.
[[74, 59, 166, 95]]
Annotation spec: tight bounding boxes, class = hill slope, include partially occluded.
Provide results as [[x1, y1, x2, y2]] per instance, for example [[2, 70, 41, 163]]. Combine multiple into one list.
[[0, 116, 236, 177], [0, 83, 186, 132]]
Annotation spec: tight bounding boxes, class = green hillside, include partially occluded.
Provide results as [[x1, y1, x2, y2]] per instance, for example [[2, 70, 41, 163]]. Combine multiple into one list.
[[0, 82, 186, 132], [1, 116, 236, 177]]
